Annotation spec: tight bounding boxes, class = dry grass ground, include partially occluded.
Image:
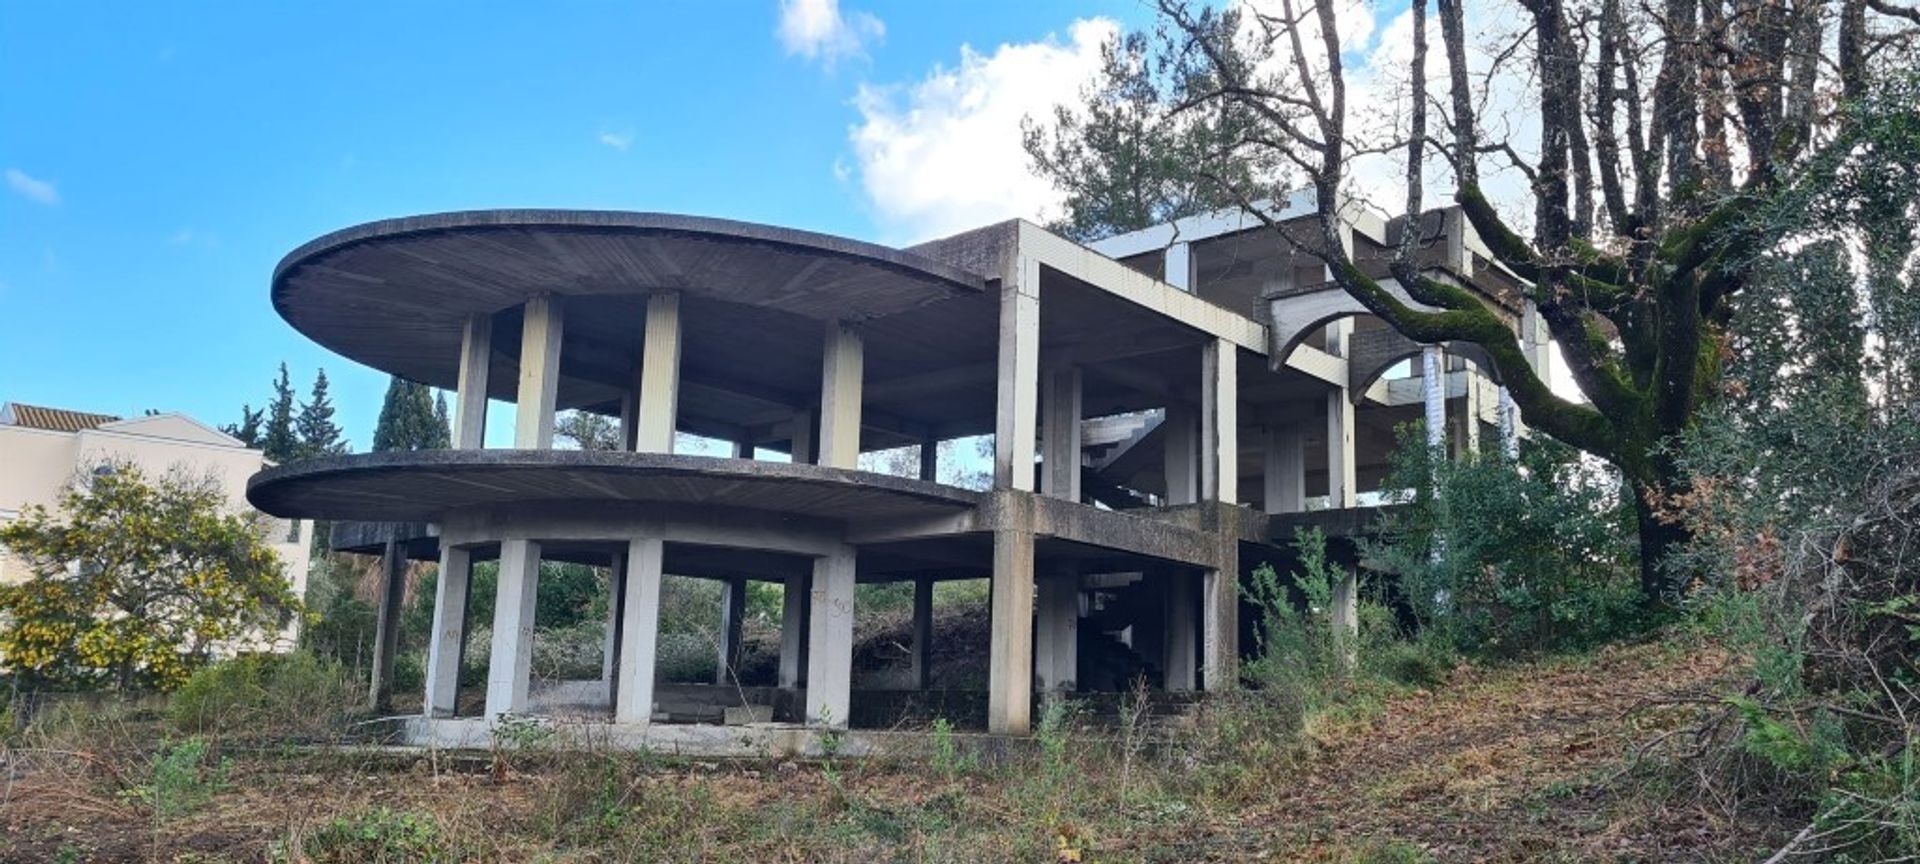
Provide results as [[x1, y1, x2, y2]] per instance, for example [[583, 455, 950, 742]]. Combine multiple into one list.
[[0, 637, 1795, 862]]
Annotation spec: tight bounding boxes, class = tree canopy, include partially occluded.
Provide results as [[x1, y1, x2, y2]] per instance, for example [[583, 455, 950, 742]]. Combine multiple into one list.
[[371, 376, 452, 452], [0, 462, 302, 690]]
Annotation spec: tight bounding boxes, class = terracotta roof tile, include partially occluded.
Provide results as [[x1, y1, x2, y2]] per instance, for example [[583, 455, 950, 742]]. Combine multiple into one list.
[[3, 403, 122, 433]]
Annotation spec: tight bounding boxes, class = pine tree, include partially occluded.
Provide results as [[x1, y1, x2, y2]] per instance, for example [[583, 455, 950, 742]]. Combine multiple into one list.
[[294, 368, 348, 459], [222, 404, 264, 448], [371, 377, 412, 452], [429, 390, 452, 449], [260, 364, 299, 463]]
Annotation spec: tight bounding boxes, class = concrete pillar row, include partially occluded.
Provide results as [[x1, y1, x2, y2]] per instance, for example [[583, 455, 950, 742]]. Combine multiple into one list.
[[633, 291, 682, 454], [453, 313, 491, 449], [778, 572, 809, 690], [485, 539, 543, 720], [514, 294, 564, 450], [615, 530, 666, 725], [423, 545, 472, 718], [1263, 423, 1305, 515], [1041, 367, 1082, 501], [995, 258, 1041, 492], [805, 547, 858, 727], [818, 321, 864, 469], [1201, 337, 1238, 504]]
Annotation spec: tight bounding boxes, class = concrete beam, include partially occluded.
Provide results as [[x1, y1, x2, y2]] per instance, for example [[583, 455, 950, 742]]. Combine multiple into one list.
[[514, 294, 564, 449], [485, 539, 542, 719], [818, 322, 864, 469], [634, 291, 682, 454], [454, 314, 491, 449], [1041, 367, 1082, 501], [987, 493, 1036, 734], [995, 259, 1041, 491], [423, 544, 471, 718], [805, 547, 857, 727], [1201, 338, 1237, 504], [615, 531, 666, 725]]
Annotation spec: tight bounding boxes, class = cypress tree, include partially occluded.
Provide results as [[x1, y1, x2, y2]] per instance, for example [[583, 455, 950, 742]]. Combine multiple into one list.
[[260, 364, 299, 463], [294, 368, 348, 459], [372, 377, 450, 452], [223, 404, 264, 448], [429, 390, 452, 449]]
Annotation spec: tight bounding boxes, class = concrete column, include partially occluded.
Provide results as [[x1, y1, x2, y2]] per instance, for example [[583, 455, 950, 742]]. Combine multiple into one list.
[[1422, 345, 1447, 454], [1263, 423, 1305, 514], [1201, 337, 1238, 504], [733, 436, 754, 460], [910, 576, 933, 690], [1164, 405, 1199, 505], [1498, 386, 1520, 461], [994, 260, 1040, 491], [1034, 570, 1079, 695], [1455, 372, 1483, 458], [1202, 558, 1239, 691], [602, 553, 626, 688], [454, 314, 492, 449], [514, 294, 564, 449], [805, 547, 857, 727], [1041, 367, 1082, 501], [423, 545, 472, 717], [790, 408, 816, 465], [715, 578, 746, 685], [368, 538, 407, 713], [485, 539, 542, 720], [1326, 392, 1357, 509], [987, 494, 1036, 734], [634, 291, 682, 454], [918, 438, 939, 482], [778, 572, 809, 690], [1164, 574, 1197, 692], [1331, 565, 1359, 672], [1165, 242, 1193, 291], [615, 531, 665, 725], [1324, 317, 1352, 359], [818, 321, 864, 469]]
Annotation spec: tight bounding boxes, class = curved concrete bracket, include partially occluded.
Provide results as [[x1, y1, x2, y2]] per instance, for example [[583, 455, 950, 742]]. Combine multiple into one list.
[[1263, 280, 1444, 371]]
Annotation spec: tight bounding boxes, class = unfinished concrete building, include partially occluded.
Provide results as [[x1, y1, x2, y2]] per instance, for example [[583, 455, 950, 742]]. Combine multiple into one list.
[[247, 193, 1545, 750]]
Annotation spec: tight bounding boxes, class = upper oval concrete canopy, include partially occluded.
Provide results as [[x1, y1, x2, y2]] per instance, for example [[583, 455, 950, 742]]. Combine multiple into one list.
[[272, 210, 989, 406], [247, 449, 986, 525]]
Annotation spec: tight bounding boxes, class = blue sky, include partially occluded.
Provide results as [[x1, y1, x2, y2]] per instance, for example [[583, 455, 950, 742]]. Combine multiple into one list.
[[0, 1, 1158, 449]]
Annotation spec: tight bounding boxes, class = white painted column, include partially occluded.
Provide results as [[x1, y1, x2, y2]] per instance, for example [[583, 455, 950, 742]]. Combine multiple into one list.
[[910, 576, 933, 690], [454, 313, 491, 449], [633, 291, 682, 454], [615, 531, 665, 725], [1041, 367, 1082, 501], [818, 321, 864, 469], [1165, 242, 1193, 291], [994, 261, 1041, 491], [1034, 571, 1079, 695], [1325, 393, 1357, 509], [715, 578, 745, 685], [987, 495, 1036, 734], [423, 544, 472, 717], [1498, 386, 1520, 461], [485, 539, 542, 720], [1164, 405, 1199, 505], [515, 294, 564, 449], [805, 547, 857, 727], [1422, 345, 1447, 454], [778, 573, 808, 690], [1263, 423, 1305, 514], [1201, 337, 1238, 503], [1164, 574, 1198, 692]]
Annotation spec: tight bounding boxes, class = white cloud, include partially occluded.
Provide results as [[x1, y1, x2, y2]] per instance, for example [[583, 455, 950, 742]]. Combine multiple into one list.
[[6, 168, 58, 205], [848, 18, 1119, 243], [778, 0, 884, 67], [599, 130, 635, 151]]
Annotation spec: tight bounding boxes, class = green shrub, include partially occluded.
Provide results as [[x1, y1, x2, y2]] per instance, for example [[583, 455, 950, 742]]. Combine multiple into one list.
[[168, 650, 359, 740], [126, 737, 228, 822], [291, 807, 447, 864], [1367, 430, 1646, 657]]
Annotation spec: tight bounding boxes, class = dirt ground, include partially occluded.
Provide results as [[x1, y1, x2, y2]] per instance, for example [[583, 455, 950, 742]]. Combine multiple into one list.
[[0, 638, 1795, 862]]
